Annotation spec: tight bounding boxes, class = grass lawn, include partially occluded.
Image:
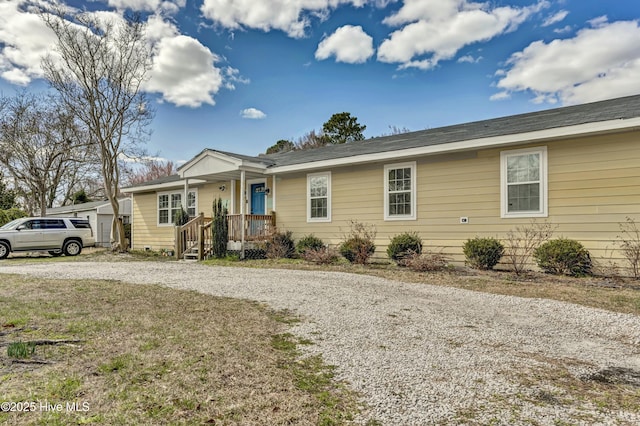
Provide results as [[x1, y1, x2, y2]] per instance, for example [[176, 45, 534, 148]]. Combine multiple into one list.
[[0, 274, 358, 425]]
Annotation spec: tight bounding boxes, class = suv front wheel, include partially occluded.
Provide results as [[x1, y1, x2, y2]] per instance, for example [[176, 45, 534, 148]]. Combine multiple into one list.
[[0, 241, 9, 259], [63, 240, 82, 256]]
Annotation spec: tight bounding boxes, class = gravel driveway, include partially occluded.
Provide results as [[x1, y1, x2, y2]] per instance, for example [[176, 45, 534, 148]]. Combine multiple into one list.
[[2, 260, 639, 425]]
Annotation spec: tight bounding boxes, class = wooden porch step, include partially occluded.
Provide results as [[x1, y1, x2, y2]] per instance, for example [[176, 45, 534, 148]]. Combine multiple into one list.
[[183, 247, 199, 261]]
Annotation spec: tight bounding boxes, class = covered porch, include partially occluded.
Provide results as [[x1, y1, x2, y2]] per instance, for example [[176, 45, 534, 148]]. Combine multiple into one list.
[[173, 149, 277, 260], [175, 212, 276, 260]]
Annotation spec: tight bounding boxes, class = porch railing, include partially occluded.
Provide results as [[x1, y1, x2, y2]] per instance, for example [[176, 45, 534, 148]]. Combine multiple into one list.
[[227, 213, 276, 241], [176, 213, 275, 260], [175, 213, 204, 260]]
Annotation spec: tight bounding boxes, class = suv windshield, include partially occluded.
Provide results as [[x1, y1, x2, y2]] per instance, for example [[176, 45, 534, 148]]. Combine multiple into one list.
[[0, 219, 24, 230]]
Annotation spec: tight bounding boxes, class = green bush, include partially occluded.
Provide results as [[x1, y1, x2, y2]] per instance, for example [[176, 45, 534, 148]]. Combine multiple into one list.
[[339, 220, 377, 264], [0, 208, 27, 227], [387, 232, 423, 264], [296, 234, 325, 255], [534, 238, 592, 276], [265, 230, 295, 259], [340, 237, 376, 264], [463, 237, 504, 270]]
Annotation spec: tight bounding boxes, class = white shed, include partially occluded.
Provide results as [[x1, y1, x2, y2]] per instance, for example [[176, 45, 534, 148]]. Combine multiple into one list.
[[46, 198, 132, 247]]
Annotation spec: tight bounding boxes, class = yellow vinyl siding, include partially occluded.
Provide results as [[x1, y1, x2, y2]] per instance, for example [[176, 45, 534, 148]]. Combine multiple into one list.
[[131, 182, 232, 251], [198, 181, 233, 218], [274, 131, 640, 270], [132, 192, 175, 250]]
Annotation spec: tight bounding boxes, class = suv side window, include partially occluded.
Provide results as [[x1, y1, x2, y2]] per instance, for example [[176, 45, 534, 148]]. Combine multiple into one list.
[[43, 219, 67, 229], [22, 220, 42, 230], [70, 220, 91, 229]]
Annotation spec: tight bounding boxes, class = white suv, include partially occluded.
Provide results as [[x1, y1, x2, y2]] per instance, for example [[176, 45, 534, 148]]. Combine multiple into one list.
[[0, 217, 96, 259]]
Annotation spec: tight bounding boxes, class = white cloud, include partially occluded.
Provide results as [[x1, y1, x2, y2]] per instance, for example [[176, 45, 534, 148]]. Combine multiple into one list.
[[457, 54, 482, 64], [542, 10, 568, 27], [494, 20, 640, 105], [589, 15, 609, 28], [0, 4, 229, 108], [489, 91, 510, 101], [553, 25, 572, 34], [315, 25, 374, 64], [241, 108, 266, 119], [145, 15, 234, 108], [377, 0, 549, 70], [222, 66, 250, 90], [200, 0, 368, 38], [0, 0, 57, 84], [146, 32, 224, 107], [141, 14, 227, 107], [106, 0, 186, 14]]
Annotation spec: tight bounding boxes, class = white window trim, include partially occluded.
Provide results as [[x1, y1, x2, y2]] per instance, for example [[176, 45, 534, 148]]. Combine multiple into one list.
[[384, 161, 417, 221], [307, 172, 332, 223], [500, 146, 548, 218], [157, 189, 198, 227]]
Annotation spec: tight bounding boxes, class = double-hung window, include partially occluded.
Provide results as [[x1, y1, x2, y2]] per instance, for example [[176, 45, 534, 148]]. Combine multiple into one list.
[[186, 191, 197, 217], [501, 147, 548, 218], [384, 162, 416, 220], [307, 172, 331, 222], [158, 190, 197, 225]]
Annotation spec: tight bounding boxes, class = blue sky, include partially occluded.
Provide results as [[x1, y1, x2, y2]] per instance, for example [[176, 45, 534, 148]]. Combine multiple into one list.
[[1, 0, 640, 164]]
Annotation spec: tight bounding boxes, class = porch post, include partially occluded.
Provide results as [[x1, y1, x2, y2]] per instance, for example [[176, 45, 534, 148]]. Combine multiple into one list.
[[240, 170, 246, 259], [230, 180, 236, 214], [184, 178, 189, 216], [271, 174, 276, 212]]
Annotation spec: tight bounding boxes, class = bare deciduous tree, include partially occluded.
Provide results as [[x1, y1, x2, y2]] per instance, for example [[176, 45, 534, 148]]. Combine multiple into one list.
[[124, 158, 176, 186], [0, 92, 91, 216], [41, 10, 153, 251], [504, 220, 557, 275], [294, 129, 329, 150]]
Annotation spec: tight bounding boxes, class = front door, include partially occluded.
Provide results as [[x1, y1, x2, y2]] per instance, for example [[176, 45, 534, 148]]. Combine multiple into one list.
[[250, 183, 266, 215]]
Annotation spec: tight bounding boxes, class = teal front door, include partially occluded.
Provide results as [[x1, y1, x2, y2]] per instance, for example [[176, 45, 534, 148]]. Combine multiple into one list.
[[250, 183, 266, 215]]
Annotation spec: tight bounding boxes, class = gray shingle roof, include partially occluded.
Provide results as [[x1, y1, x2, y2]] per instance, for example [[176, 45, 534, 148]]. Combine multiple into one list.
[[46, 199, 119, 214], [126, 94, 640, 189], [264, 94, 640, 167]]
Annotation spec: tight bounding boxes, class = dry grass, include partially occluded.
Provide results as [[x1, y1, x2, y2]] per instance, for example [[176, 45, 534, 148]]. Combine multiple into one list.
[[0, 274, 358, 425], [482, 353, 640, 424]]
